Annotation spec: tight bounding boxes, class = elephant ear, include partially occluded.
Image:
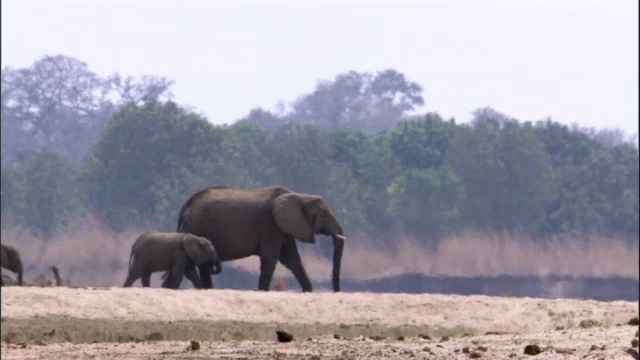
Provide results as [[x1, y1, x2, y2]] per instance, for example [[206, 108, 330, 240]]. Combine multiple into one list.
[[273, 193, 315, 244], [183, 235, 211, 266]]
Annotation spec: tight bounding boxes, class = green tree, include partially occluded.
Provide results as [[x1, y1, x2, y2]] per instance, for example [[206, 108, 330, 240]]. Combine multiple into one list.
[[244, 69, 424, 134], [1, 162, 24, 227], [447, 109, 556, 236], [576, 143, 639, 239], [11, 150, 82, 239], [390, 113, 457, 169], [219, 123, 272, 188], [83, 100, 224, 230], [1, 54, 175, 165], [387, 167, 464, 243]]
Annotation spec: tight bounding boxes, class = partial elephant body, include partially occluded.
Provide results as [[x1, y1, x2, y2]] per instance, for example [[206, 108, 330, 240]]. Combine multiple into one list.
[[177, 186, 345, 292], [1, 243, 23, 286], [123, 231, 222, 289]]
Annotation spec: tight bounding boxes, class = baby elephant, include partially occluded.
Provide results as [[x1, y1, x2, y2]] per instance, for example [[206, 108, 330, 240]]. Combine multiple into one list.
[[123, 231, 222, 289]]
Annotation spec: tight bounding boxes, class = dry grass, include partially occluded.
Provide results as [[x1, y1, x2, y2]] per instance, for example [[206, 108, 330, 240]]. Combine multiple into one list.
[[1, 215, 638, 288]]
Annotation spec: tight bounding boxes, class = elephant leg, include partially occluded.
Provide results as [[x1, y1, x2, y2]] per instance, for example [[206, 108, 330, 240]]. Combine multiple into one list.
[[170, 268, 184, 290], [123, 273, 137, 287], [184, 263, 202, 289], [258, 250, 280, 291], [160, 272, 173, 288], [198, 264, 214, 289], [141, 273, 151, 287], [279, 242, 312, 292], [123, 265, 142, 287]]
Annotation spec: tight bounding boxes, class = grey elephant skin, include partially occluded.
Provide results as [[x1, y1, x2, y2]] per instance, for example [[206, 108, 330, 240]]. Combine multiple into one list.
[[177, 185, 346, 292], [1, 243, 23, 286], [123, 231, 222, 289]]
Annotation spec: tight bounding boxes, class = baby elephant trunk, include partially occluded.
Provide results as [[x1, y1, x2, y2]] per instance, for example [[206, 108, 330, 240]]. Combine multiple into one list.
[[200, 259, 222, 276], [211, 258, 222, 275]]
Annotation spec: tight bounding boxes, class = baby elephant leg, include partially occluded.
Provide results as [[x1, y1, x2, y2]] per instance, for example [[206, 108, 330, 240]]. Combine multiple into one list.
[[167, 260, 185, 289], [183, 260, 202, 289]]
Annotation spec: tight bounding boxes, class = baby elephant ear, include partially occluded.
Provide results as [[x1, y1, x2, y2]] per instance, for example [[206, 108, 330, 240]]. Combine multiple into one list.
[[273, 193, 315, 244], [183, 235, 211, 266]]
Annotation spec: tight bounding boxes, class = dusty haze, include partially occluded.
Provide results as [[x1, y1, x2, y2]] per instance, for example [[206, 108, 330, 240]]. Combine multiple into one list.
[[1, 215, 637, 288]]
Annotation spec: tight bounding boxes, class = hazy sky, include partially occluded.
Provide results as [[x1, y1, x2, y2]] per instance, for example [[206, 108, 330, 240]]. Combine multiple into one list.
[[2, 0, 638, 137]]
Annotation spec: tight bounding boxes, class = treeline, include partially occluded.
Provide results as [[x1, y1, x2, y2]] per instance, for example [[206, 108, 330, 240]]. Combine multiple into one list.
[[1, 55, 638, 249]]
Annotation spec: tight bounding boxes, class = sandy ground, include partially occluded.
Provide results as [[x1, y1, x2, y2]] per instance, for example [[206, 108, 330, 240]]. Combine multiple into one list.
[[1, 287, 639, 359]]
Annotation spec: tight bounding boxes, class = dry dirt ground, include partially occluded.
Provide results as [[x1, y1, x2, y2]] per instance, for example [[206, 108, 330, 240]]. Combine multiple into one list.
[[1, 287, 638, 359]]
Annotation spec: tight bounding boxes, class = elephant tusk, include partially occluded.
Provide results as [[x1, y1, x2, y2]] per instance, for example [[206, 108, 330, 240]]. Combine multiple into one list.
[[334, 234, 346, 241]]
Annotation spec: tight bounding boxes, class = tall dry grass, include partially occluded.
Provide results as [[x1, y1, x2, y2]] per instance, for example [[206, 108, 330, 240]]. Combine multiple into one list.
[[1, 215, 638, 287]]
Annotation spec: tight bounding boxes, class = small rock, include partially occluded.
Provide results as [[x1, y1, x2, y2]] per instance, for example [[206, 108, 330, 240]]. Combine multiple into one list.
[[462, 347, 470, 353], [579, 319, 601, 329], [422, 346, 431, 352], [333, 334, 341, 340], [588, 344, 605, 351], [189, 340, 200, 351], [485, 331, 505, 335], [629, 317, 640, 326], [419, 334, 431, 340], [470, 352, 483, 358], [33, 340, 47, 346], [523, 344, 542, 355], [396, 335, 405, 341], [632, 338, 639, 348], [368, 335, 385, 341], [477, 346, 488, 352], [276, 330, 293, 343], [440, 335, 450, 342], [626, 348, 639, 360]]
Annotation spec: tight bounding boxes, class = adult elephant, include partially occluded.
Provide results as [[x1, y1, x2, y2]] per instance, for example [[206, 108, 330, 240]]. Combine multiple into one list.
[[1, 243, 23, 286], [177, 186, 346, 292]]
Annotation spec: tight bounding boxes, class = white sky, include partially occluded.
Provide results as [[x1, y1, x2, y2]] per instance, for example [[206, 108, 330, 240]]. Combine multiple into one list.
[[2, 0, 638, 137]]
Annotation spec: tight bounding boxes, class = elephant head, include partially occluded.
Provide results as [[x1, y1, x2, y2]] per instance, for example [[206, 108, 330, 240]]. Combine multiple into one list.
[[183, 234, 222, 275], [273, 193, 345, 292], [1, 243, 24, 286]]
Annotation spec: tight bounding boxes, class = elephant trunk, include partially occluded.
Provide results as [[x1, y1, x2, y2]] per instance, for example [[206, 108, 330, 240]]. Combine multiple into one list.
[[331, 234, 345, 292], [211, 258, 222, 275]]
